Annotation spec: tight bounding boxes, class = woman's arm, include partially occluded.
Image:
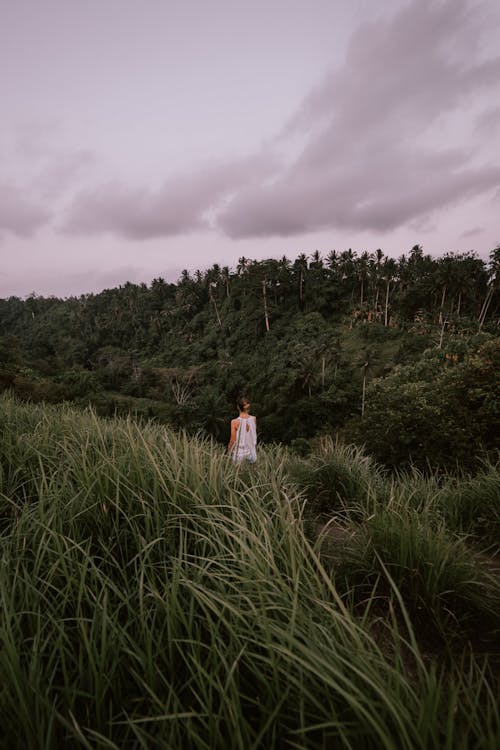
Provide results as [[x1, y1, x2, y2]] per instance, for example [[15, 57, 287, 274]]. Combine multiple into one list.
[[228, 418, 239, 454]]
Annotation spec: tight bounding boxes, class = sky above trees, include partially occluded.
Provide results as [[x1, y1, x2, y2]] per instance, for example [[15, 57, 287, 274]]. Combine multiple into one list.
[[1, 0, 499, 298]]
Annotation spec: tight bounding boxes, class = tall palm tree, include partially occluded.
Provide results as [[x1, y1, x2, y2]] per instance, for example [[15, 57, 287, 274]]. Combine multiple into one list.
[[326, 249, 339, 276], [381, 257, 398, 326], [369, 248, 384, 314], [479, 246, 500, 329], [357, 251, 370, 306], [294, 253, 308, 309]]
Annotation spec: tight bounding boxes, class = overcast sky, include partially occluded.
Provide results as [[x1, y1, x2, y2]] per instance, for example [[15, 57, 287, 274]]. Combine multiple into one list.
[[1, 0, 499, 298]]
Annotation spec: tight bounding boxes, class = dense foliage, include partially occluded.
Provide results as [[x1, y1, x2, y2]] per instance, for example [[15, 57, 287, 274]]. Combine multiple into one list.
[[0, 397, 498, 748], [1, 245, 499, 470]]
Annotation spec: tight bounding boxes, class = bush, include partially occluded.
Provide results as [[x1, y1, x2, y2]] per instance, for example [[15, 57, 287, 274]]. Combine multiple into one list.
[[287, 438, 384, 515], [337, 508, 500, 643], [345, 339, 500, 471], [435, 463, 500, 549], [11, 375, 67, 403]]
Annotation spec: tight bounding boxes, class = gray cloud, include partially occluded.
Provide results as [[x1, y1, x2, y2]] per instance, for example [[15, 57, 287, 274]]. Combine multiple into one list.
[[62, 152, 278, 238], [0, 182, 52, 237], [218, 0, 500, 238], [0, 125, 96, 237], [461, 226, 484, 238], [475, 105, 500, 135], [284, 0, 497, 137], [50, 0, 500, 243], [35, 148, 97, 200], [219, 156, 500, 238]]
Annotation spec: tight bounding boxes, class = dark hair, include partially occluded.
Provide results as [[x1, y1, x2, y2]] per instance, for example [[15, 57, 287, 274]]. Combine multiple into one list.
[[236, 395, 250, 412]]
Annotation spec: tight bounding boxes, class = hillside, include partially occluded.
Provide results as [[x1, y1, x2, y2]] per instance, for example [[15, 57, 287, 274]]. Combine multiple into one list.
[[0, 396, 498, 748], [1, 246, 499, 471]]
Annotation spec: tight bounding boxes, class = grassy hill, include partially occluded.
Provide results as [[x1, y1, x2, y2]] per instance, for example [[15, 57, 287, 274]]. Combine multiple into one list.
[[0, 395, 498, 748]]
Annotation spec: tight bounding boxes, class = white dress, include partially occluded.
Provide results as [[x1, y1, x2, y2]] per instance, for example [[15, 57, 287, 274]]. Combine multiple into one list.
[[231, 416, 257, 464]]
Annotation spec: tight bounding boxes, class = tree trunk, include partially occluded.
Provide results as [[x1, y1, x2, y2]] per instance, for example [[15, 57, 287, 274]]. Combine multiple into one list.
[[384, 280, 390, 327], [209, 286, 222, 328], [439, 285, 446, 325], [478, 287, 494, 330], [262, 279, 270, 332], [438, 318, 447, 348], [361, 362, 368, 417]]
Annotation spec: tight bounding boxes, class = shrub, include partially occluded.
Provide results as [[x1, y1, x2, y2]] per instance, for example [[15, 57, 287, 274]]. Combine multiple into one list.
[[435, 463, 500, 549], [337, 508, 500, 643], [286, 438, 384, 516]]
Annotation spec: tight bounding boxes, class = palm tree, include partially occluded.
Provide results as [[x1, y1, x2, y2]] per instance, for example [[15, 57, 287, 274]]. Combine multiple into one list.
[[369, 248, 384, 314], [237, 256, 249, 276], [236, 256, 249, 297], [326, 249, 339, 277], [357, 251, 370, 306], [309, 249, 323, 269], [221, 266, 231, 298], [435, 253, 456, 324], [276, 255, 292, 304], [448, 252, 485, 319], [479, 246, 500, 329], [381, 258, 398, 326], [294, 253, 308, 309]]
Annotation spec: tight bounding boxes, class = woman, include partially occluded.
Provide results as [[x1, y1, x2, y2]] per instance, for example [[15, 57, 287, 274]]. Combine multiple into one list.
[[228, 396, 257, 465]]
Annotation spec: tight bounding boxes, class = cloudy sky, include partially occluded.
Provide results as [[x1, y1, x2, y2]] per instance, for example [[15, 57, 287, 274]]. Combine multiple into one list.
[[1, 0, 499, 298]]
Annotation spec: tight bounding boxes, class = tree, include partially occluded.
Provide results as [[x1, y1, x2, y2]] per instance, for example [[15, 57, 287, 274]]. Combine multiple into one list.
[[381, 257, 398, 327], [479, 246, 500, 330], [357, 251, 370, 306], [290, 253, 307, 309], [347, 337, 500, 470]]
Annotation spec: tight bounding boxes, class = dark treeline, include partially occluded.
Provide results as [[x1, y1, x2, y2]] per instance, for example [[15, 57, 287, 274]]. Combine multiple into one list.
[[1, 244, 499, 471]]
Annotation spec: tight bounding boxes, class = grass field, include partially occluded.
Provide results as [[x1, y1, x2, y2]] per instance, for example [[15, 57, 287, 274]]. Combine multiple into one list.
[[0, 394, 498, 749]]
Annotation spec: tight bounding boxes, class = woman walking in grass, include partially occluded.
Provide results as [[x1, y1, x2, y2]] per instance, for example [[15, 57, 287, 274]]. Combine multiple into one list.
[[228, 395, 257, 465]]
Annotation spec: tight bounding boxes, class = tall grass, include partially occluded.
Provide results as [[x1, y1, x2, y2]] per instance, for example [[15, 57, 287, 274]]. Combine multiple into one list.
[[0, 394, 498, 748], [285, 437, 386, 518], [336, 507, 500, 642]]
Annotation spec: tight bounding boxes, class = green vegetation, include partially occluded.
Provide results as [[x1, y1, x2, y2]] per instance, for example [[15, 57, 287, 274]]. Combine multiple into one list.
[[1, 248, 498, 745], [0, 396, 498, 748], [1, 246, 499, 471], [345, 336, 500, 470]]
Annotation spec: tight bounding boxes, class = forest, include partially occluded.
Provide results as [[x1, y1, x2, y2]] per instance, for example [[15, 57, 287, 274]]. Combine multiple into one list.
[[1, 244, 499, 472]]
